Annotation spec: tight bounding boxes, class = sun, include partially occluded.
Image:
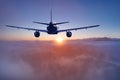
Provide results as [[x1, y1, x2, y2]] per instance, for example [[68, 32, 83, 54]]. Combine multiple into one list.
[[55, 37, 64, 44]]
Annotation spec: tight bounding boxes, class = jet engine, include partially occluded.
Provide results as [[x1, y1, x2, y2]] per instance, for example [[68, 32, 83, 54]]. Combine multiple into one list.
[[34, 31, 40, 38], [66, 31, 72, 37]]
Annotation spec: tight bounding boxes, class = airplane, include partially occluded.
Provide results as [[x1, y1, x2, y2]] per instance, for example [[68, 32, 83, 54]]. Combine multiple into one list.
[[6, 9, 100, 38]]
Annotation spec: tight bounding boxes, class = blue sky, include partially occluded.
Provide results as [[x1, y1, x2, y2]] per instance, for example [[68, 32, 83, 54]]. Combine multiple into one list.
[[0, 0, 120, 40]]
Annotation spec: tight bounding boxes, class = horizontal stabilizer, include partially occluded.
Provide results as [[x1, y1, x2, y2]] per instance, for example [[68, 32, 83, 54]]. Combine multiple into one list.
[[53, 21, 69, 25], [33, 21, 49, 25]]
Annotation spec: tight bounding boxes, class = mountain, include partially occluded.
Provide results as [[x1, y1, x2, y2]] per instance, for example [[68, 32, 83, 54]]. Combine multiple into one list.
[[81, 37, 120, 41]]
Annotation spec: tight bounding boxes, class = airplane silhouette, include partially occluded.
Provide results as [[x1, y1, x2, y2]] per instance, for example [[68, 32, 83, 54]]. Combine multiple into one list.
[[6, 9, 100, 38]]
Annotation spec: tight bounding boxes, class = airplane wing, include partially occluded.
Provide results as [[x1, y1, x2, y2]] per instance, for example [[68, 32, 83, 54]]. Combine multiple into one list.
[[6, 25, 47, 33], [58, 25, 100, 33]]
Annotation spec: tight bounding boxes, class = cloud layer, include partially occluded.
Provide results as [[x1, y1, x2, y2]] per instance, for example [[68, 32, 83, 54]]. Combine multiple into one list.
[[0, 40, 120, 80]]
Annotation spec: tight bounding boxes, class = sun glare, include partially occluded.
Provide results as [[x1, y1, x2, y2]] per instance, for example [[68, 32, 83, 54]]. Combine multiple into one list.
[[55, 37, 64, 44]]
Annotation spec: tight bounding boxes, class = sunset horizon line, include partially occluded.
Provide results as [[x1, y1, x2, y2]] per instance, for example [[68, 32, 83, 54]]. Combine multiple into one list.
[[1, 36, 120, 42]]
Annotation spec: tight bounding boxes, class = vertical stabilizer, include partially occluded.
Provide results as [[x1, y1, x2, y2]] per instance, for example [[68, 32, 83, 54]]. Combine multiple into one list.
[[50, 8, 53, 22]]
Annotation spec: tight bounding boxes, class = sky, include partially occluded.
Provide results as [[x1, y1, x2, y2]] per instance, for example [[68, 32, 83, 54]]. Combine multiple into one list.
[[0, 0, 120, 40]]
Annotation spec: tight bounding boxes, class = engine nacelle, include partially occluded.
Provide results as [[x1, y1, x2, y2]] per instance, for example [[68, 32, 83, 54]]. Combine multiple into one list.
[[34, 31, 40, 38], [66, 31, 72, 37]]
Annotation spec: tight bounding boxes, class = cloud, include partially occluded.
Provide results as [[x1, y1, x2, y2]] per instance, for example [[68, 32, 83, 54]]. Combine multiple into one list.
[[0, 56, 34, 80], [0, 40, 120, 80]]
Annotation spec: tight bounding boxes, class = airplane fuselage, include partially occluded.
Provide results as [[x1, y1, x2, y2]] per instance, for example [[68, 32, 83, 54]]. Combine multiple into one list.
[[47, 22, 58, 34]]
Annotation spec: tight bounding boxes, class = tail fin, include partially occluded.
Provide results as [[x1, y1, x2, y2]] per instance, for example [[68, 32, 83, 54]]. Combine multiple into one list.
[[50, 8, 53, 22]]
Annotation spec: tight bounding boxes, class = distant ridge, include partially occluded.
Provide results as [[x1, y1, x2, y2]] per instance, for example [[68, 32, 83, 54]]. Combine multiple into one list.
[[81, 37, 120, 41]]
